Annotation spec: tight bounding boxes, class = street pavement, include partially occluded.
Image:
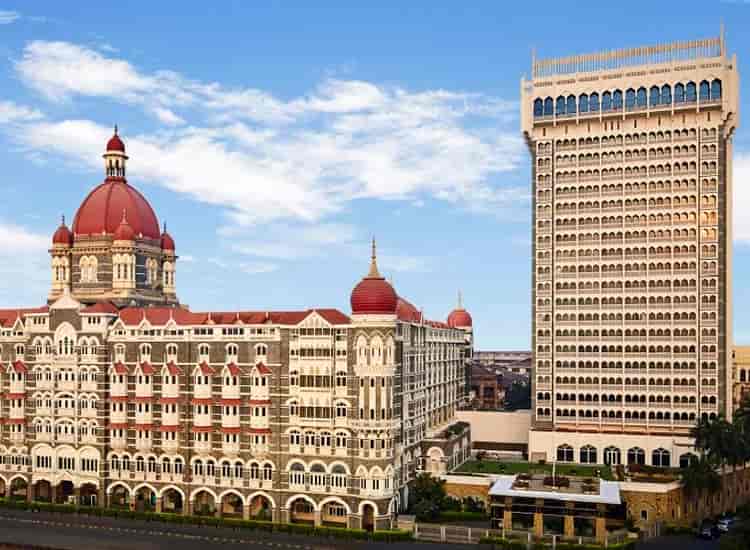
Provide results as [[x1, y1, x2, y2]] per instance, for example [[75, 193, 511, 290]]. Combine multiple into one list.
[[0, 509, 472, 550], [636, 534, 720, 550]]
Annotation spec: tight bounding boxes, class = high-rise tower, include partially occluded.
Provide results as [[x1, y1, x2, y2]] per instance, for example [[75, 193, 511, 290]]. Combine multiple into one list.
[[522, 34, 739, 467]]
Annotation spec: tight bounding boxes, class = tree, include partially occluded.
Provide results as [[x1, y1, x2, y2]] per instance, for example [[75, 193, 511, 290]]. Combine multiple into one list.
[[504, 381, 531, 410], [408, 473, 447, 521], [681, 455, 721, 523]]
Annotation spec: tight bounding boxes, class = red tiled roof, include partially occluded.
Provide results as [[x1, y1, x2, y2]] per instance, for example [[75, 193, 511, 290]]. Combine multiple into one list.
[[166, 361, 182, 375], [134, 424, 153, 430], [133, 395, 153, 403], [11, 361, 27, 374], [5, 418, 26, 425], [6, 393, 26, 399], [221, 426, 241, 434], [248, 399, 271, 405], [199, 362, 214, 375], [225, 363, 242, 376], [159, 397, 180, 404], [248, 428, 271, 434], [192, 425, 214, 433], [191, 398, 213, 405], [254, 362, 272, 375], [109, 395, 128, 402], [139, 362, 155, 375], [115, 306, 348, 327], [220, 398, 242, 406], [0, 307, 48, 328], [113, 362, 129, 374], [81, 301, 119, 314], [159, 425, 180, 432]]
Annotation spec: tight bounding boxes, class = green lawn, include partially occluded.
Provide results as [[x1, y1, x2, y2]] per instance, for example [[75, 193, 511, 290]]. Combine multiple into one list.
[[455, 460, 614, 480]]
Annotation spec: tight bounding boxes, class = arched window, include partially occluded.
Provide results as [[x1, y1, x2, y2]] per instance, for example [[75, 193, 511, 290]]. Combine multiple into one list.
[[604, 446, 621, 466], [589, 92, 599, 112], [636, 87, 647, 108], [580, 445, 597, 464], [556, 444, 573, 462], [612, 90, 623, 109], [602, 92, 612, 111], [679, 453, 697, 469], [661, 84, 671, 105], [543, 97, 553, 116], [627, 447, 645, 465], [533, 99, 543, 117], [711, 79, 722, 100], [625, 89, 636, 110], [556, 96, 566, 115], [649, 86, 660, 107], [699, 80, 710, 101], [652, 448, 670, 467], [566, 95, 576, 114], [579, 94, 589, 113], [674, 83, 685, 103], [686, 82, 696, 102]]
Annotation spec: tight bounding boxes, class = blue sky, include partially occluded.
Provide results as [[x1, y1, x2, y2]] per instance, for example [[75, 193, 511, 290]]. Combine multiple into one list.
[[0, 2, 749, 349]]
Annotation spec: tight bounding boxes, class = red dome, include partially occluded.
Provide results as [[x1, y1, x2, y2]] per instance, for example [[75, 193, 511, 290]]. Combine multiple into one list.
[[350, 240, 398, 315], [161, 229, 175, 251], [396, 296, 420, 322], [107, 132, 125, 152], [113, 215, 136, 241], [447, 308, 472, 328], [52, 219, 73, 246], [72, 179, 160, 240]]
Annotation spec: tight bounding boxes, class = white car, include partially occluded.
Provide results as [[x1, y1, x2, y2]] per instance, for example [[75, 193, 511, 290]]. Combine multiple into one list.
[[717, 517, 734, 533]]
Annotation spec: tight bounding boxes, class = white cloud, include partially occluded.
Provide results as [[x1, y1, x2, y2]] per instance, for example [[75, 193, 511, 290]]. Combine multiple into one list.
[[239, 262, 279, 275], [0, 222, 48, 252], [735, 152, 750, 242], [0, 222, 49, 306], [0, 10, 20, 24], [0, 100, 43, 124]]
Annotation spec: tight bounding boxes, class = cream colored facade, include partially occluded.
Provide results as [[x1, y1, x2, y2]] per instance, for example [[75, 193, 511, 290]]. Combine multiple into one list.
[[732, 345, 750, 410], [523, 35, 739, 466]]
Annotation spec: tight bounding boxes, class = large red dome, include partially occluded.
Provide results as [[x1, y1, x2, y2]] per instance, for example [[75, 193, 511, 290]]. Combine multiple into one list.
[[447, 309, 472, 327], [72, 179, 160, 240], [350, 240, 398, 315]]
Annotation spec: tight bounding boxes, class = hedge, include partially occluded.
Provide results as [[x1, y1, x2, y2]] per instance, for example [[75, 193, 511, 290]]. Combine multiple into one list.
[[0, 498, 411, 542], [438, 510, 488, 522]]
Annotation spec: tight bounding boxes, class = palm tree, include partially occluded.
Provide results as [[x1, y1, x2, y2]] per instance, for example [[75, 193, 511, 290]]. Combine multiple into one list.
[[681, 455, 721, 524]]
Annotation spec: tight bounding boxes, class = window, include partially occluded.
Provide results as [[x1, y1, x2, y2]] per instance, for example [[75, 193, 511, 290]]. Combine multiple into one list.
[[556, 444, 573, 462], [679, 453, 696, 469], [580, 445, 597, 464], [661, 84, 672, 105], [533, 98, 543, 117], [675, 83, 685, 103], [711, 79, 722, 100], [579, 94, 589, 113], [602, 92, 612, 111], [686, 82, 696, 102], [604, 446, 621, 466], [556, 96, 566, 115], [699, 80, 710, 101], [652, 448, 670, 468], [612, 90, 623, 109], [543, 97, 553, 116], [649, 86, 660, 107], [625, 89, 636, 110], [589, 92, 599, 112], [627, 447, 645, 465]]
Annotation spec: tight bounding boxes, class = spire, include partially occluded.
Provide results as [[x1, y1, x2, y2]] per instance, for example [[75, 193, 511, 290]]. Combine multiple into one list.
[[367, 236, 382, 278], [114, 124, 118, 135], [457, 290, 463, 309], [163, 221, 167, 233], [61, 214, 65, 226]]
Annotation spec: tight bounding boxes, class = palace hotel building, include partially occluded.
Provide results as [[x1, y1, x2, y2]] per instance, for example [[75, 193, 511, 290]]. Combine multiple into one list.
[[0, 132, 473, 529], [523, 35, 739, 467]]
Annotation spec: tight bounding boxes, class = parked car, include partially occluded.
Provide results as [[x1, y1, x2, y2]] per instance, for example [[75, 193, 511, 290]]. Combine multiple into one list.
[[717, 516, 735, 533], [698, 522, 717, 539]]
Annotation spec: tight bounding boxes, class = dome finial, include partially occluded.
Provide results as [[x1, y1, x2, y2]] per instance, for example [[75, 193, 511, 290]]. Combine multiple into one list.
[[61, 214, 65, 226], [367, 236, 382, 278], [458, 290, 463, 309], [114, 124, 118, 136]]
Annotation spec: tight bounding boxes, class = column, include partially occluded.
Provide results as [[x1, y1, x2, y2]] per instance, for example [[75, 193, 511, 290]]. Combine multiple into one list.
[[533, 498, 544, 539], [503, 496, 513, 531], [243, 504, 250, 521], [155, 497, 162, 513], [188, 499, 195, 516], [564, 502, 575, 538], [313, 510, 322, 527], [73, 486, 81, 506], [26, 482, 34, 503], [51, 484, 58, 504], [97, 488, 106, 508], [595, 504, 607, 543]]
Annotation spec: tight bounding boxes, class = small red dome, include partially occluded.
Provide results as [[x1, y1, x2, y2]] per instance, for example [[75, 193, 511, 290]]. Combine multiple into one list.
[[52, 218, 73, 246], [396, 296, 420, 322], [161, 229, 175, 251], [113, 214, 135, 241], [447, 309, 472, 328], [350, 240, 398, 315], [106, 129, 125, 152]]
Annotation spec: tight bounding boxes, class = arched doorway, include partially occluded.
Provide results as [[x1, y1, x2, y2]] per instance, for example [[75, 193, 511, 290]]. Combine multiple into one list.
[[249, 494, 272, 520], [362, 503, 375, 532], [162, 488, 183, 514], [34, 480, 53, 502], [109, 485, 130, 509], [80, 483, 98, 506], [56, 480, 74, 504], [0, 478, 5, 498], [220, 492, 243, 518], [193, 490, 216, 516], [289, 497, 315, 525], [320, 499, 348, 527], [134, 486, 156, 512], [10, 478, 27, 500]]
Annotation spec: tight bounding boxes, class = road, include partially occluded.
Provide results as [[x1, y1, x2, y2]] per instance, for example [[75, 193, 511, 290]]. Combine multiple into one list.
[[0, 510, 471, 550], [637, 534, 719, 550]]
